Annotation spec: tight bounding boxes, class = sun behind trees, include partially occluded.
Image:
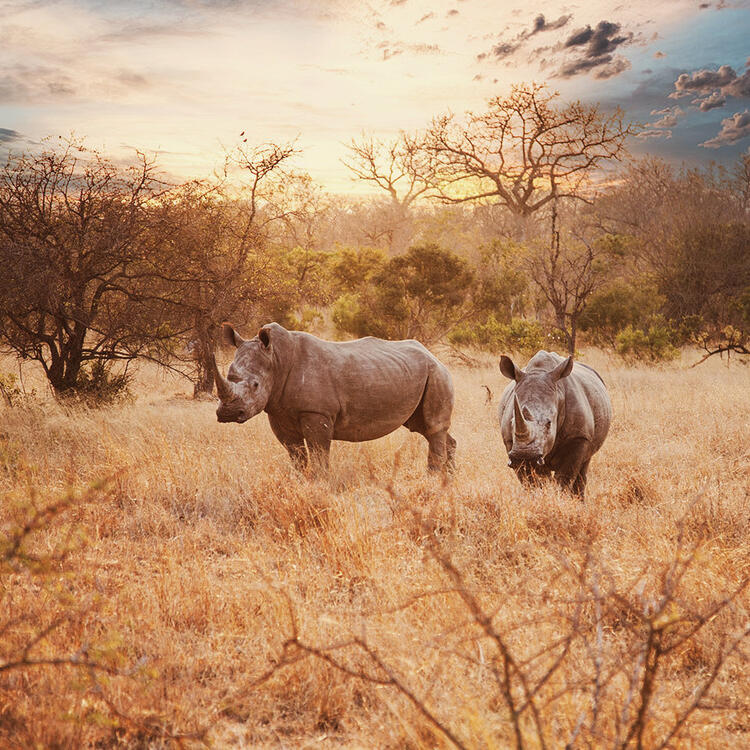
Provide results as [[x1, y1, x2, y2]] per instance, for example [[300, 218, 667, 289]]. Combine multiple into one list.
[[1, 85, 748, 403]]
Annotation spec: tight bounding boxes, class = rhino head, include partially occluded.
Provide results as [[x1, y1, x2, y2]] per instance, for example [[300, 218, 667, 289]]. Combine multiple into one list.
[[499, 354, 574, 469], [213, 323, 275, 424]]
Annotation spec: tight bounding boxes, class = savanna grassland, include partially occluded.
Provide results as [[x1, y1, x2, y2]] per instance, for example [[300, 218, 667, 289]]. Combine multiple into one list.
[[1, 351, 749, 749]]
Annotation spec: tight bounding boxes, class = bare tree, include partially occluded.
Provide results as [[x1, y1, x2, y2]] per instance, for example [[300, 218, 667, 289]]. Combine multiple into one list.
[[425, 83, 634, 224], [528, 210, 621, 354], [343, 132, 436, 252]]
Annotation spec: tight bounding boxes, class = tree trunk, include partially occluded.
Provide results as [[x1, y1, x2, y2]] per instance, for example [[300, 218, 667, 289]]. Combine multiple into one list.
[[568, 317, 577, 355], [192, 324, 217, 399]]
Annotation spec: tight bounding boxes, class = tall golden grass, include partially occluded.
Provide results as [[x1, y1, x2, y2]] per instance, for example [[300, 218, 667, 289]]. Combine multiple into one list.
[[1, 351, 748, 748]]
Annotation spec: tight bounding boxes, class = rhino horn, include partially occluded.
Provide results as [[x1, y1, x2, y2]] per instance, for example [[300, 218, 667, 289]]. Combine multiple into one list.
[[513, 395, 530, 439], [211, 354, 235, 401]]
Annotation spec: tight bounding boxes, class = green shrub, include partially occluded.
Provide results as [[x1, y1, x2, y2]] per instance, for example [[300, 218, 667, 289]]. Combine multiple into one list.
[[449, 316, 549, 355], [614, 317, 680, 363], [579, 279, 665, 347]]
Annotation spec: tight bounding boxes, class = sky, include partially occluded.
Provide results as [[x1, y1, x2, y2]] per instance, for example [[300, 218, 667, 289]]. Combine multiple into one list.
[[1, 0, 749, 192]]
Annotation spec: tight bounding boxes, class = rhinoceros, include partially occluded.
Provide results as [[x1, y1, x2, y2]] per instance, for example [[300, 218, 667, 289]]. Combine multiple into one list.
[[498, 351, 611, 497], [212, 322, 456, 471]]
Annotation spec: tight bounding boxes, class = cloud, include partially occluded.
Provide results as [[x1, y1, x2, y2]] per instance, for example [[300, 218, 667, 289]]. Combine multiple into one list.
[[594, 57, 631, 79], [671, 63, 750, 110], [702, 109, 750, 147], [672, 65, 737, 96], [0, 66, 76, 103], [637, 128, 673, 140], [530, 13, 571, 35], [0, 127, 22, 144], [647, 106, 684, 128], [696, 91, 727, 111], [491, 40, 521, 59], [416, 12, 433, 24], [378, 40, 441, 61], [479, 12, 572, 63], [563, 20, 633, 58], [558, 20, 634, 78], [654, 51, 666, 59]]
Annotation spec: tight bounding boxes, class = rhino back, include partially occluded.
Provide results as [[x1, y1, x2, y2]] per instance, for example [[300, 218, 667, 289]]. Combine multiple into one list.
[[274, 334, 441, 441]]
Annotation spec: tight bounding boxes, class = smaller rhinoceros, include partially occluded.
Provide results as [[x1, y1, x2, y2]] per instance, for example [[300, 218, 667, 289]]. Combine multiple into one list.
[[212, 322, 456, 472], [498, 351, 611, 497]]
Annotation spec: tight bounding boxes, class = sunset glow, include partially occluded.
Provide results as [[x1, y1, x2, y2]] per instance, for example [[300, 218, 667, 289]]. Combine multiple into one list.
[[1, 0, 749, 191]]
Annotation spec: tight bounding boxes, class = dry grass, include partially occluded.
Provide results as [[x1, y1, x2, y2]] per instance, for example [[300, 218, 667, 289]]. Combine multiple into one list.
[[1, 352, 748, 748]]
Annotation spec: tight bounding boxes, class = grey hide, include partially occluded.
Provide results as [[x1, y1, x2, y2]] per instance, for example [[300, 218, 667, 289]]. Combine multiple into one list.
[[213, 322, 456, 471], [498, 351, 611, 498]]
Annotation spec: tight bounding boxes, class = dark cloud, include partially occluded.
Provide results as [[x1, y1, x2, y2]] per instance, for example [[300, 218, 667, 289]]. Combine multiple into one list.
[[530, 13, 571, 35], [654, 51, 666, 59], [702, 109, 750, 147], [492, 40, 522, 59], [0, 127, 22, 144], [480, 11, 571, 63], [447, 9, 459, 16], [558, 20, 633, 79], [416, 12, 433, 24], [564, 20, 632, 58]]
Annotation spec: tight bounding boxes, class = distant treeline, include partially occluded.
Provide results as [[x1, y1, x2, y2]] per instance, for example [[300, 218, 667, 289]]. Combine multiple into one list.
[[1, 85, 749, 401]]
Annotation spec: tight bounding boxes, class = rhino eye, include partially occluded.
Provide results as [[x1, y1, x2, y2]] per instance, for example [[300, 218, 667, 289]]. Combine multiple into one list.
[[252, 380, 259, 390], [545, 419, 551, 428]]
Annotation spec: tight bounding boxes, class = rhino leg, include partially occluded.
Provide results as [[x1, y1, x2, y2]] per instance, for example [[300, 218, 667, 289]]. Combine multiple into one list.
[[268, 417, 308, 470], [553, 439, 591, 498], [571, 459, 590, 499], [446, 433, 456, 472], [300, 412, 333, 471], [283, 439, 308, 471], [418, 369, 454, 473], [427, 431, 449, 472]]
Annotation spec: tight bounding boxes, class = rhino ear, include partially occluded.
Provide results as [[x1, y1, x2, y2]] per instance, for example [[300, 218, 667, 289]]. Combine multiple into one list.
[[222, 322, 246, 348], [499, 355, 522, 381], [551, 355, 574, 381], [258, 326, 272, 349]]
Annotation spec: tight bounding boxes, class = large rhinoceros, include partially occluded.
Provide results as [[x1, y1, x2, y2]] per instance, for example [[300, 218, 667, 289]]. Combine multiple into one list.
[[498, 351, 611, 497], [212, 322, 456, 471]]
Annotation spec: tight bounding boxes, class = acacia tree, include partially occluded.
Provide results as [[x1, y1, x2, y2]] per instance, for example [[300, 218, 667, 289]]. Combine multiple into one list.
[[0, 140, 176, 395], [425, 83, 634, 219], [342, 132, 436, 252]]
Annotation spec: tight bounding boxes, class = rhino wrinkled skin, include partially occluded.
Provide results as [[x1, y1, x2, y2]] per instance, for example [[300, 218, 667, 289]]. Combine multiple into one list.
[[213, 322, 456, 471], [498, 351, 611, 497]]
